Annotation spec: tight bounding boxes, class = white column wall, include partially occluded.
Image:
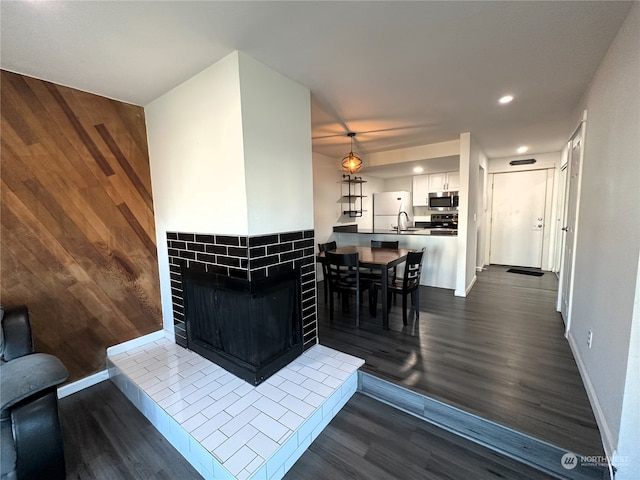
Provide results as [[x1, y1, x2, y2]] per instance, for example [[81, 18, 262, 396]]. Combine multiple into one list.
[[146, 52, 248, 236], [238, 52, 313, 235], [455, 132, 481, 296], [145, 51, 313, 333], [312, 152, 342, 248], [146, 52, 247, 334]]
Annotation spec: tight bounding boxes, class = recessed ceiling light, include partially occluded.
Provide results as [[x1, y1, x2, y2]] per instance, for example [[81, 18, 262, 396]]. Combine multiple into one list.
[[517, 146, 529, 154], [499, 95, 514, 104], [413, 166, 424, 173]]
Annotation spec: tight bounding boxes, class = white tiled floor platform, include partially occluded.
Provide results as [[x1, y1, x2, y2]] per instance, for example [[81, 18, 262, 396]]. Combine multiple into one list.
[[107, 333, 364, 480]]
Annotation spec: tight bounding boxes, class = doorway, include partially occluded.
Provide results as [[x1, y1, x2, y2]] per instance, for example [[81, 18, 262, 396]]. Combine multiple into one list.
[[560, 123, 584, 328], [489, 169, 548, 268]]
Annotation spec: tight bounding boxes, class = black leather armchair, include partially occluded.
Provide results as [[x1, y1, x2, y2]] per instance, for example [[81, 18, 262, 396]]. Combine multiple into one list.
[[1, 306, 68, 480]]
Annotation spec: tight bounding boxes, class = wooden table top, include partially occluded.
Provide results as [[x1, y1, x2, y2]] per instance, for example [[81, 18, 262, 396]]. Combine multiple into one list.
[[317, 246, 411, 267]]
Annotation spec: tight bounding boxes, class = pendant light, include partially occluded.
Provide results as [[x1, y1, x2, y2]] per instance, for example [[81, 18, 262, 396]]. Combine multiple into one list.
[[341, 132, 362, 174]]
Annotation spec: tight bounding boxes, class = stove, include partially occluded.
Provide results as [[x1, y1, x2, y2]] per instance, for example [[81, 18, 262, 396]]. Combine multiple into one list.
[[431, 213, 458, 229], [415, 213, 458, 230]]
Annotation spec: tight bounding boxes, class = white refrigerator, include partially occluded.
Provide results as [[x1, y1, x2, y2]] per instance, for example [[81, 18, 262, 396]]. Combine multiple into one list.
[[373, 191, 413, 231]]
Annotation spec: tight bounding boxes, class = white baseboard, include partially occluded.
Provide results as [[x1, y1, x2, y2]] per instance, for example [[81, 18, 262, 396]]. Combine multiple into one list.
[[58, 330, 174, 399], [57, 369, 109, 399], [106, 330, 168, 356], [465, 274, 477, 295], [455, 274, 478, 297], [566, 331, 615, 457]]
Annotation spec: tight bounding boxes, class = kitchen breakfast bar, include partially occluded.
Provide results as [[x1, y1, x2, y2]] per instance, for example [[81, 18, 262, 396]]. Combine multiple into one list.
[[332, 227, 458, 290]]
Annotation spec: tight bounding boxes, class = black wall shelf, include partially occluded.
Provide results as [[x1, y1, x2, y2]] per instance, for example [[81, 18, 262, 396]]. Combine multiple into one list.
[[341, 174, 367, 218]]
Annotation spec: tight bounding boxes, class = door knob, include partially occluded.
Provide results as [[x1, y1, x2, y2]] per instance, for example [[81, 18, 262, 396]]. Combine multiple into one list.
[[561, 227, 569, 232]]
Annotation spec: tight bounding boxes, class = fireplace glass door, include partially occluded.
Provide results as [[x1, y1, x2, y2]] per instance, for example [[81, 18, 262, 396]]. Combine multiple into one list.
[[182, 267, 303, 385]]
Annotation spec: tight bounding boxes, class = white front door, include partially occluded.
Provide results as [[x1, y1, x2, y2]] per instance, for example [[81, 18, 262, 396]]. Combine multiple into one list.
[[490, 169, 548, 268]]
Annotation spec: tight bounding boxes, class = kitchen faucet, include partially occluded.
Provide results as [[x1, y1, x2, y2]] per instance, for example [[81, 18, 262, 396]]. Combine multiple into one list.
[[397, 211, 409, 234]]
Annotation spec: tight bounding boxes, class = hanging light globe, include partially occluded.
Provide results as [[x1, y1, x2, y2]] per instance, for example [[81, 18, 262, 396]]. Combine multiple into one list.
[[341, 132, 362, 174]]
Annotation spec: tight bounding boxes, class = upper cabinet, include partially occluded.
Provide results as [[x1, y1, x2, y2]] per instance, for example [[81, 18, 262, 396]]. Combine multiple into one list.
[[428, 171, 459, 192], [445, 171, 460, 190], [413, 171, 459, 206], [412, 175, 430, 206], [427, 172, 447, 192]]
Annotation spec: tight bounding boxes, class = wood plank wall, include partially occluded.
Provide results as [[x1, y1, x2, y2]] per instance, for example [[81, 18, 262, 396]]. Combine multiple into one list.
[[1, 71, 162, 382]]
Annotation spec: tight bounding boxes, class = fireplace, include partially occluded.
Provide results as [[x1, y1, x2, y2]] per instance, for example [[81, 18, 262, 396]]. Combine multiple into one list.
[[166, 229, 317, 385], [181, 266, 303, 385]]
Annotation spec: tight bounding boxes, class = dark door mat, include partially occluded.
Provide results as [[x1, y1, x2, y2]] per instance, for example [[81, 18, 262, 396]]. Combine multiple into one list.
[[507, 268, 544, 276]]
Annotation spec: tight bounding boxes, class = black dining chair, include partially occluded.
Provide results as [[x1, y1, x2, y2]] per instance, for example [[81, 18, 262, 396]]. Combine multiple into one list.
[[318, 241, 337, 304], [373, 249, 425, 325], [324, 251, 370, 327], [364, 239, 400, 292]]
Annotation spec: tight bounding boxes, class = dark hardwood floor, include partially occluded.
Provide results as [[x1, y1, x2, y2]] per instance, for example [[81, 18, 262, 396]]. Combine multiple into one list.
[[285, 393, 559, 480], [60, 381, 202, 480], [317, 265, 604, 457], [59, 382, 558, 480]]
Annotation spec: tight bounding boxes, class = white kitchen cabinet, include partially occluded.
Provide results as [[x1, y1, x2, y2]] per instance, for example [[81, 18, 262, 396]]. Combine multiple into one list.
[[429, 171, 459, 192], [446, 171, 460, 190], [414, 171, 460, 205], [428, 172, 447, 192], [412, 175, 429, 206]]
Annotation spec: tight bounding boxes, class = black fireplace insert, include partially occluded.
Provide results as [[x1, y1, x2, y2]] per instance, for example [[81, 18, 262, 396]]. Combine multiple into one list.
[[181, 266, 303, 385]]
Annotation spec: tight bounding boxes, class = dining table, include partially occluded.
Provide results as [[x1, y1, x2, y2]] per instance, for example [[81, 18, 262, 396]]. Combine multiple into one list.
[[317, 246, 412, 330]]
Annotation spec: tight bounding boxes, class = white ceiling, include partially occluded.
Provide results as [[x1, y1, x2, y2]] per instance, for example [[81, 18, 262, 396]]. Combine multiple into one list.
[[1, 1, 634, 166]]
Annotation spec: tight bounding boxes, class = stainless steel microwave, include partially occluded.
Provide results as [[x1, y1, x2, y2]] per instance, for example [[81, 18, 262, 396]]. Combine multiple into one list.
[[429, 191, 459, 211]]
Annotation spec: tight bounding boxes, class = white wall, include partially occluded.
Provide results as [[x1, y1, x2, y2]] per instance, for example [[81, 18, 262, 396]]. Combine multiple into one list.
[[238, 52, 313, 235], [146, 51, 313, 333], [367, 139, 460, 166], [566, 5, 639, 476], [383, 176, 412, 192], [488, 151, 560, 173], [617, 256, 640, 479], [455, 132, 481, 296], [146, 53, 246, 334], [146, 52, 248, 237], [476, 156, 488, 270], [551, 146, 569, 274], [312, 152, 385, 241], [312, 152, 341, 249]]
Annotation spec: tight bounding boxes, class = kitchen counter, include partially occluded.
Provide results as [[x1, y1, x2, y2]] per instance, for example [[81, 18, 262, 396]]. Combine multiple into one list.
[[333, 230, 458, 289], [356, 228, 458, 236]]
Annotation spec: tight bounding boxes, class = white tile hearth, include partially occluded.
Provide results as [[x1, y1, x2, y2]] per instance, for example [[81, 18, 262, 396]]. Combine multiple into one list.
[[107, 335, 363, 480]]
